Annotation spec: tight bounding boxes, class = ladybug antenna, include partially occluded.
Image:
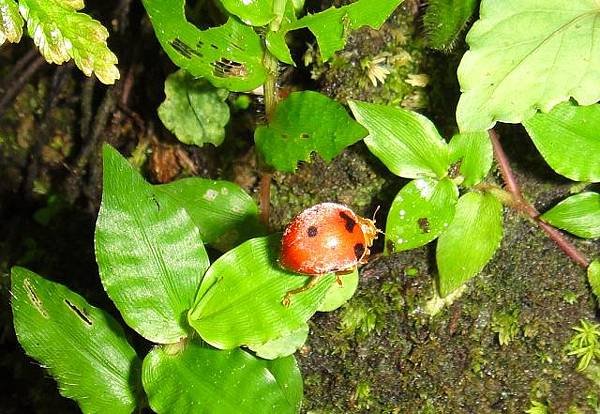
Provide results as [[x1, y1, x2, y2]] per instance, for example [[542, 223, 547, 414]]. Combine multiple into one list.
[[371, 205, 385, 235]]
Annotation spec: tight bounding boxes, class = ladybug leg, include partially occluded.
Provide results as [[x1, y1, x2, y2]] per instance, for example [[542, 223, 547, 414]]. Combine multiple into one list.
[[358, 248, 371, 265], [282, 276, 321, 307]]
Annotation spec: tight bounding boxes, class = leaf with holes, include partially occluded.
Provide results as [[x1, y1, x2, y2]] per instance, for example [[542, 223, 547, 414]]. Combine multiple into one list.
[[249, 324, 310, 359], [523, 101, 600, 182], [266, 0, 404, 64], [188, 235, 335, 349], [387, 177, 459, 253], [19, 0, 119, 84], [589, 260, 600, 302], [436, 191, 503, 296], [424, 0, 478, 51], [540, 192, 600, 239], [448, 131, 492, 187], [142, 0, 265, 92], [457, 0, 600, 131], [0, 0, 24, 45], [158, 70, 230, 147], [143, 341, 303, 414], [95, 145, 210, 344], [255, 91, 367, 172], [219, 0, 275, 26], [11, 267, 141, 414], [349, 100, 450, 179], [156, 177, 266, 251]]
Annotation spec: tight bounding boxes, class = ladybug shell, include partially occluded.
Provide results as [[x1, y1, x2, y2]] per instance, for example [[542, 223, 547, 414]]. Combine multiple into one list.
[[280, 203, 377, 275]]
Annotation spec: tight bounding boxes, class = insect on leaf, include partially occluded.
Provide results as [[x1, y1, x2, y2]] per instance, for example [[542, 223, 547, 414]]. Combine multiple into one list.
[[457, 0, 600, 131], [142, 0, 266, 92], [0, 0, 24, 45], [540, 192, 600, 239], [11, 267, 141, 414]]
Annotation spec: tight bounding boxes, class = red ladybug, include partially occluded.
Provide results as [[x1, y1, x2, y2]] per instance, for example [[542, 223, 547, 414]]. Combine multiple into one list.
[[279, 202, 379, 304]]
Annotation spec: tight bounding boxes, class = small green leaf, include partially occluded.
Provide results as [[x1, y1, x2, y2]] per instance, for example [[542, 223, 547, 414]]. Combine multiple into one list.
[[266, 0, 404, 64], [540, 192, 600, 239], [20, 0, 119, 84], [588, 260, 600, 301], [158, 70, 230, 147], [0, 0, 24, 45], [95, 145, 210, 344], [423, 0, 478, 51], [448, 131, 492, 187], [523, 101, 600, 182], [436, 191, 503, 296], [349, 100, 449, 179], [142, 0, 265, 92], [255, 91, 367, 172], [11, 267, 140, 414], [249, 324, 309, 359], [317, 269, 359, 312], [457, 0, 600, 131], [386, 177, 459, 252], [219, 0, 275, 26], [188, 235, 335, 349], [156, 177, 265, 251], [143, 341, 302, 414]]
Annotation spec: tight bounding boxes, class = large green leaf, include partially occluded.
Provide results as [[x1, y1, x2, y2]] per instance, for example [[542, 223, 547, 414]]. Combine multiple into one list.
[[143, 341, 302, 414], [156, 177, 265, 251], [95, 145, 210, 344], [158, 70, 230, 147], [188, 235, 335, 349], [255, 91, 367, 172], [219, 0, 275, 26], [423, 0, 478, 51], [249, 324, 309, 359], [0, 0, 24, 45], [523, 101, 600, 182], [448, 131, 492, 187], [436, 191, 504, 296], [386, 177, 459, 252], [349, 100, 450, 179], [19, 0, 119, 84], [457, 0, 600, 131], [11, 267, 140, 414], [142, 0, 265, 91], [266, 0, 403, 64], [589, 260, 600, 302], [317, 268, 359, 312], [540, 192, 600, 239]]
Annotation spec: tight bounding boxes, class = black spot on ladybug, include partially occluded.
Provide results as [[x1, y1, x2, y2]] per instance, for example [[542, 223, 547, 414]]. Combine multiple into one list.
[[339, 211, 356, 233], [307, 226, 318, 237], [418, 217, 430, 233], [354, 243, 365, 260]]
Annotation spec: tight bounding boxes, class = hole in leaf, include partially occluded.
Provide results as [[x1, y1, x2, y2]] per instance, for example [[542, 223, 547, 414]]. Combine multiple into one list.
[[448, 159, 462, 179], [211, 58, 247, 78], [300, 132, 310, 139], [64, 299, 93, 326], [210, 44, 218, 50], [23, 279, 48, 318], [418, 217, 431, 233], [170, 38, 203, 59]]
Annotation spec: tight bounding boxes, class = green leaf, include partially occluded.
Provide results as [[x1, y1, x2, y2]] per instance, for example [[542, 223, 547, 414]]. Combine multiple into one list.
[[19, 0, 119, 84], [423, 0, 478, 51], [141, 0, 265, 92], [448, 131, 492, 187], [158, 70, 230, 147], [95, 145, 210, 344], [219, 0, 275, 26], [11, 267, 140, 414], [188, 235, 335, 349], [249, 324, 309, 359], [457, 0, 600, 131], [0, 0, 24, 45], [255, 91, 367, 172], [523, 101, 600, 182], [156, 177, 265, 251], [317, 268, 359, 312], [266, 0, 404, 64], [349, 100, 450, 179], [589, 260, 600, 302], [143, 341, 302, 414], [386, 177, 459, 252], [436, 191, 503, 296], [540, 192, 600, 239]]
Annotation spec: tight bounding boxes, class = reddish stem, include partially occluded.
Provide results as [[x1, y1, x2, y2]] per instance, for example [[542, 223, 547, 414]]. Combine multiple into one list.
[[489, 129, 590, 269], [259, 172, 273, 227]]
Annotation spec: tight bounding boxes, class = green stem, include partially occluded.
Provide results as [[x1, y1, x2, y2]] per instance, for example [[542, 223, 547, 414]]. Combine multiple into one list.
[[262, 50, 279, 120]]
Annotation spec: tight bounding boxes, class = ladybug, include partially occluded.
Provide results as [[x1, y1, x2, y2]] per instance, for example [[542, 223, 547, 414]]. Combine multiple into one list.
[[279, 202, 380, 305]]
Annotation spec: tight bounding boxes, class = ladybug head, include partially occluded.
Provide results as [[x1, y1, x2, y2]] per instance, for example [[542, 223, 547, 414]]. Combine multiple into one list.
[[357, 206, 383, 247]]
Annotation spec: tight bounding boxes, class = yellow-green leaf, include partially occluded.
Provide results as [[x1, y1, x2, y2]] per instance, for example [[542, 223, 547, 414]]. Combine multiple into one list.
[[0, 0, 24, 45]]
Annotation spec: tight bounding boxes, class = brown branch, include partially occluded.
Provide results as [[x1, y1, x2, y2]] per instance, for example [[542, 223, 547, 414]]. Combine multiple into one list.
[[0, 55, 45, 120], [489, 129, 590, 269]]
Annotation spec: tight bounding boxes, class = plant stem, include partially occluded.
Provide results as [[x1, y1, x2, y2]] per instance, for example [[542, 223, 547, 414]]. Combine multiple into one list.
[[489, 129, 590, 269]]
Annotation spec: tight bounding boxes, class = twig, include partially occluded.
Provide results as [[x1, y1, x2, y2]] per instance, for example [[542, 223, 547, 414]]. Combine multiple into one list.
[[489, 129, 590, 269], [0, 55, 45, 120]]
